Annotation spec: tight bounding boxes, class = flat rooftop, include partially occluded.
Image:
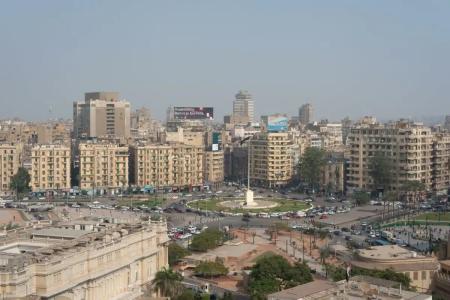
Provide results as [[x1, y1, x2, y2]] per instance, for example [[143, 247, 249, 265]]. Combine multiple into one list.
[[267, 277, 431, 300], [32, 228, 88, 239], [357, 245, 424, 260]]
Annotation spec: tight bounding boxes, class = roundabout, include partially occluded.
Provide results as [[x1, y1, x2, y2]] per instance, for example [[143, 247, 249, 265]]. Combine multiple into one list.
[[187, 196, 311, 214]]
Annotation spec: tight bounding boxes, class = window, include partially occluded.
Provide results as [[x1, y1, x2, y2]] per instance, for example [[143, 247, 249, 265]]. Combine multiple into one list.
[[422, 271, 427, 280], [413, 271, 418, 280]]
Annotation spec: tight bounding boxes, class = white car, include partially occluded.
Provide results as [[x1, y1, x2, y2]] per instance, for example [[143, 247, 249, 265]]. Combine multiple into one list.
[[72, 204, 81, 208]]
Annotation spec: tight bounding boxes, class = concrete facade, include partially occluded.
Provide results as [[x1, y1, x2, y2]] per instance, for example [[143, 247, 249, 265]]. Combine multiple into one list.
[[249, 132, 293, 188], [30, 145, 71, 192], [130, 144, 204, 190], [0, 222, 169, 300], [0, 143, 23, 193], [79, 143, 129, 193], [73, 92, 131, 139]]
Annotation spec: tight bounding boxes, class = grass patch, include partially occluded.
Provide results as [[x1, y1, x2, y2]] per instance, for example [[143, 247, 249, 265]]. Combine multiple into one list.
[[188, 197, 311, 213], [415, 212, 450, 222], [118, 198, 166, 208]]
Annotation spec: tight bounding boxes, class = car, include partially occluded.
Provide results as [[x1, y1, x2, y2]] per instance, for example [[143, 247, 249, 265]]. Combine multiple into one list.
[[320, 214, 328, 219], [345, 235, 353, 241], [72, 204, 81, 208]]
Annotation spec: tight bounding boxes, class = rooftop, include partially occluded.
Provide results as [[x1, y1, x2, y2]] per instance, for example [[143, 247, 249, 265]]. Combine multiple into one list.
[[267, 276, 431, 300], [31, 228, 88, 240], [357, 245, 424, 260]]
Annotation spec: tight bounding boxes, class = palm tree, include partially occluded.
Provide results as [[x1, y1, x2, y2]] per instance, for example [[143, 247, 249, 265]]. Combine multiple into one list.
[[151, 267, 184, 298]]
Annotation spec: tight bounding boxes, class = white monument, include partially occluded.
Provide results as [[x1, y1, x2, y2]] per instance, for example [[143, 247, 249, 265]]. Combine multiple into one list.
[[245, 189, 255, 206]]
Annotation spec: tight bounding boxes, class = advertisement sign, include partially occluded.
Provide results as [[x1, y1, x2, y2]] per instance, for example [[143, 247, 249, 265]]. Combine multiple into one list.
[[173, 107, 214, 120], [267, 115, 288, 132]]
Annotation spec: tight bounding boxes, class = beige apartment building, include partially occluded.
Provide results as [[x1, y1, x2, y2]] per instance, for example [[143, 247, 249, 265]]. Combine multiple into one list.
[[0, 143, 23, 193], [203, 150, 224, 187], [432, 133, 450, 194], [249, 132, 293, 188], [130, 143, 204, 191], [79, 143, 129, 194], [347, 120, 434, 192], [0, 221, 169, 300], [31, 145, 70, 193], [73, 92, 131, 139]]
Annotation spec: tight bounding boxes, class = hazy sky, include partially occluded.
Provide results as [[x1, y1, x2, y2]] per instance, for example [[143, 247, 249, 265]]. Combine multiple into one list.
[[1, 1, 449, 122]]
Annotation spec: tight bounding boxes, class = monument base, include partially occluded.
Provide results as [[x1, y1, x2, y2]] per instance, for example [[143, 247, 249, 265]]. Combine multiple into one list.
[[245, 189, 256, 206]]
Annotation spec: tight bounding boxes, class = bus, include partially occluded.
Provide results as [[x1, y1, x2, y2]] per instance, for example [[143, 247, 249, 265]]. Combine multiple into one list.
[[381, 230, 395, 242]]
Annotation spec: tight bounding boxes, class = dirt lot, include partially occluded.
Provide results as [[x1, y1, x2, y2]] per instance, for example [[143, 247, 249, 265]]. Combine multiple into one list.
[[0, 208, 26, 225]]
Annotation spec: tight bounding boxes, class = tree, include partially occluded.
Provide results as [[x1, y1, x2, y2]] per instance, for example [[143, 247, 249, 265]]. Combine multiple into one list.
[[151, 268, 184, 298], [194, 259, 229, 278], [176, 289, 195, 300], [10, 167, 31, 198], [319, 246, 331, 265], [369, 152, 394, 193], [248, 254, 313, 299], [352, 191, 370, 206], [169, 243, 191, 266], [298, 147, 326, 193], [190, 228, 225, 252]]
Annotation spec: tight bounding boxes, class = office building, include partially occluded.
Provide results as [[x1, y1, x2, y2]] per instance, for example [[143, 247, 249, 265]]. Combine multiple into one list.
[[0, 143, 23, 193], [232, 90, 254, 125], [78, 143, 129, 194], [30, 145, 71, 193], [0, 220, 169, 299], [249, 132, 293, 188], [299, 103, 313, 125], [73, 92, 131, 139], [130, 144, 204, 191]]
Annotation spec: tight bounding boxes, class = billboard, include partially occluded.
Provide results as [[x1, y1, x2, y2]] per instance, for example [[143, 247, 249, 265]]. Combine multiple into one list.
[[267, 115, 288, 132], [173, 107, 214, 120]]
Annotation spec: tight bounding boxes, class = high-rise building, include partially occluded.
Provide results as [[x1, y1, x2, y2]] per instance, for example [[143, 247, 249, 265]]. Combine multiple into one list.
[[444, 115, 450, 131], [130, 144, 204, 191], [79, 143, 129, 194], [232, 90, 254, 125], [30, 145, 71, 193], [249, 132, 293, 188], [0, 143, 23, 193], [73, 92, 131, 139], [299, 103, 313, 125]]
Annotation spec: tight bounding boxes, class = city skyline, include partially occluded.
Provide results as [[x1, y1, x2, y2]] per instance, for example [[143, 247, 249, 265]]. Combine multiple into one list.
[[1, 1, 449, 122]]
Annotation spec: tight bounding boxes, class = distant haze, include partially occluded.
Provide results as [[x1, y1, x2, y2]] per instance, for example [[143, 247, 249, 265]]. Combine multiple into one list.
[[0, 1, 449, 122]]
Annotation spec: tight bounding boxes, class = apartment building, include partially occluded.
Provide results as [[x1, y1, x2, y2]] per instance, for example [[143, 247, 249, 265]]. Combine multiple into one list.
[[31, 145, 70, 193], [203, 150, 224, 187], [249, 132, 293, 188], [0, 221, 169, 300], [432, 133, 450, 194], [346, 120, 434, 192], [73, 92, 131, 139], [130, 143, 203, 191], [0, 143, 23, 193], [79, 143, 129, 194]]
